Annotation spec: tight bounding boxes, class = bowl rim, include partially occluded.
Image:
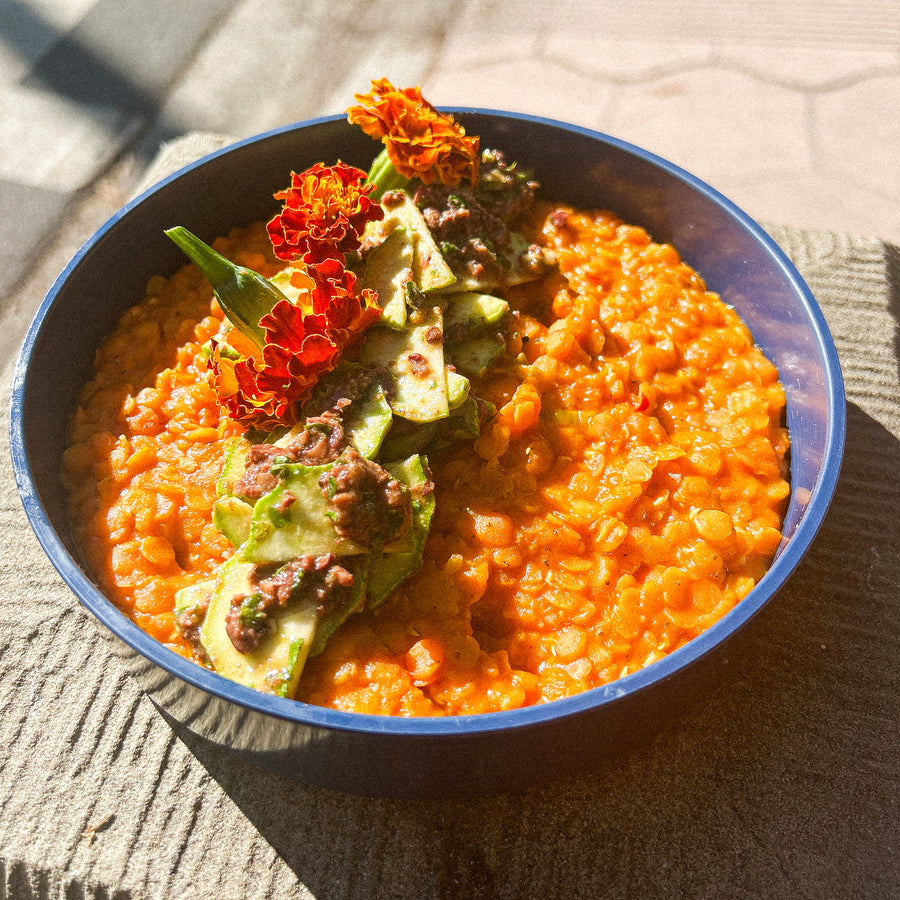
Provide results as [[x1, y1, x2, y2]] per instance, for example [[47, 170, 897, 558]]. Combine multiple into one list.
[[9, 109, 846, 738]]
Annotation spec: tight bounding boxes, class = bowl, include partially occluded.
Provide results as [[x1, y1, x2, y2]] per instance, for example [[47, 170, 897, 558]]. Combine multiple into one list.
[[9, 111, 845, 798]]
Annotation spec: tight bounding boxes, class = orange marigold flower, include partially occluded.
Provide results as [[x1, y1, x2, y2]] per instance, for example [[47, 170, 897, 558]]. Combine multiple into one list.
[[348, 78, 479, 187], [267, 161, 383, 263]]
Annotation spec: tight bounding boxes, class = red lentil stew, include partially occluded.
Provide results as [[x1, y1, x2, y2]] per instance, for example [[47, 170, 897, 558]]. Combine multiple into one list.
[[62, 83, 789, 716]]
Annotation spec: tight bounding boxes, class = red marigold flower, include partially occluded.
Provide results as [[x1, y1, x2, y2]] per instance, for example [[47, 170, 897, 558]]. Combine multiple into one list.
[[267, 161, 383, 263], [347, 78, 479, 187], [205, 156, 391, 428], [261, 277, 381, 368], [304, 255, 362, 315], [320, 289, 382, 356], [209, 349, 285, 428], [209, 259, 382, 429]]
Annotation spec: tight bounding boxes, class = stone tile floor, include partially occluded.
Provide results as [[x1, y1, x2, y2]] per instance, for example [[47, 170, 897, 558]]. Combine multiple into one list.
[[1, 0, 898, 363]]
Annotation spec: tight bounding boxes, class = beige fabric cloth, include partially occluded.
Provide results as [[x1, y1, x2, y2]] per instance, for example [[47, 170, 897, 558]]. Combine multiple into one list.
[[2, 136, 898, 898]]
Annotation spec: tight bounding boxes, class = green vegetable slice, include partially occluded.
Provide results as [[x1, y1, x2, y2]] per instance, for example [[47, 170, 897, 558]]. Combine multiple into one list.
[[212, 495, 254, 548], [374, 192, 456, 293], [199, 556, 318, 698], [446, 369, 470, 409], [216, 436, 251, 497], [438, 396, 482, 441], [360, 227, 415, 330], [366, 454, 435, 609], [173, 579, 214, 620], [241, 461, 366, 565], [272, 370, 393, 461], [441, 232, 555, 293], [361, 308, 449, 423], [309, 559, 369, 657], [446, 334, 505, 379], [378, 419, 438, 461], [341, 382, 393, 459], [443, 291, 509, 331]]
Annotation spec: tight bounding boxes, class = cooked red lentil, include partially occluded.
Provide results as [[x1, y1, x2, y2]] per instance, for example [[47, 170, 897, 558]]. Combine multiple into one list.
[[63, 203, 789, 716]]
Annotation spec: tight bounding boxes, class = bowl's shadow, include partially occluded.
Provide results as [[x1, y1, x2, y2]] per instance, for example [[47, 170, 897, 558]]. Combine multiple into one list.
[[164, 401, 899, 898]]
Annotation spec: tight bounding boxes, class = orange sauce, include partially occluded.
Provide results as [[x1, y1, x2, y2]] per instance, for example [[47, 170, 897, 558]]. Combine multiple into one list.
[[63, 206, 789, 716]]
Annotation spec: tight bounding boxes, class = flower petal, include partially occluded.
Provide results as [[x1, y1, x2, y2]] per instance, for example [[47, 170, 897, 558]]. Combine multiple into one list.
[[266, 161, 383, 263], [348, 79, 479, 187]]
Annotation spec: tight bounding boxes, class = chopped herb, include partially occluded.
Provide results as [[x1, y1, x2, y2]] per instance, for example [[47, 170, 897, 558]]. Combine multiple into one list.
[[238, 592, 265, 630], [267, 505, 291, 529], [404, 280, 427, 310]]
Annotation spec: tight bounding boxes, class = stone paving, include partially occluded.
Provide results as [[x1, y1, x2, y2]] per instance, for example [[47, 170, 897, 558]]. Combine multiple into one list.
[[1, 0, 898, 362]]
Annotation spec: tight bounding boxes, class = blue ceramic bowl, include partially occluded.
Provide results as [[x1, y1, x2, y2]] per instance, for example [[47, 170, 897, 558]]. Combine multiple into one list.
[[10, 112, 845, 798]]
